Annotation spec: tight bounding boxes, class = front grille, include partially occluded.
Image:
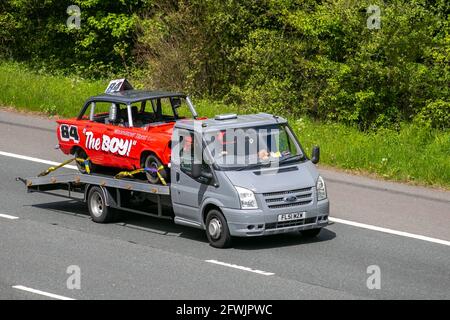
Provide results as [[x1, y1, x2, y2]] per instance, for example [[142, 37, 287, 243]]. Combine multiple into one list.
[[265, 193, 311, 203], [265, 217, 317, 230], [262, 187, 311, 197], [268, 200, 312, 209], [263, 187, 313, 209]]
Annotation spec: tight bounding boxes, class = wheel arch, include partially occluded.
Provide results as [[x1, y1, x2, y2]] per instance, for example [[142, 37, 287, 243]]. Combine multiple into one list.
[[201, 201, 225, 226], [84, 184, 113, 207], [140, 150, 165, 167], [70, 145, 84, 156]]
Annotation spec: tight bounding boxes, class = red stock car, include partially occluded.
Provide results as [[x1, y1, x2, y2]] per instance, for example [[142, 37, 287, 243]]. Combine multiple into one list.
[[56, 89, 199, 184]]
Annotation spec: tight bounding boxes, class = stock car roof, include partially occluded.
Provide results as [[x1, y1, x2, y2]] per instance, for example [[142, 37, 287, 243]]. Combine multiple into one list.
[[85, 90, 186, 105]]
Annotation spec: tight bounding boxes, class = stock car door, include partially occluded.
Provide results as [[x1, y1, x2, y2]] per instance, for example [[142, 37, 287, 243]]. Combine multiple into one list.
[[78, 101, 109, 165], [100, 103, 137, 170]]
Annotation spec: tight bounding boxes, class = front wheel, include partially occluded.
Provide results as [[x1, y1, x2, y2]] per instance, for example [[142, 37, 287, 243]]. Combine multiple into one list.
[[205, 209, 232, 248]]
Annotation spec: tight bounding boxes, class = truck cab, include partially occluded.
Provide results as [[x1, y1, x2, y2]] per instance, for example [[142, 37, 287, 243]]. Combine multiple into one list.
[[170, 113, 329, 248]]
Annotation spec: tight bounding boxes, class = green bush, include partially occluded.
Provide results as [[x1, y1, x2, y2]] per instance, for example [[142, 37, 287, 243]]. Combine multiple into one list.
[[414, 100, 450, 130], [1, 0, 449, 130], [135, 0, 450, 129], [0, 0, 147, 77]]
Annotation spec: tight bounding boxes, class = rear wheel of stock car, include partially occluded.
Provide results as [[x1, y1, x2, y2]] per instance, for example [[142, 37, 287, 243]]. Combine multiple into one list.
[[143, 154, 169, 184], [74, 148, 95, 174], [205, 209, 232, 248], [87, 186, 116, 223], [301, 228, 322, 238]]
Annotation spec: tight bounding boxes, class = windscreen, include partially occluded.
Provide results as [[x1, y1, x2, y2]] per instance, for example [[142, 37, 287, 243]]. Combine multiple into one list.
[[203, 124, 305, 170]]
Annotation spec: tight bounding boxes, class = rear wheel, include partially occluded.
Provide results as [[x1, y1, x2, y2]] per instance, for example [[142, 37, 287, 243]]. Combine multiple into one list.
[[74, 148, 95, 174], [301, 228, 322, 238], [143, 154, 168, 184], [87, 186, 116, 223], [205, 209, 232, 248]]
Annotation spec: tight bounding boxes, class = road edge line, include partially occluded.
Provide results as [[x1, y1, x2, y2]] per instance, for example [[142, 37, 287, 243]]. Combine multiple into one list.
[[329, 217, 450, 247], [0, 151, 77, 170], [0, 213, 19, 220], [12, 285, 75, 300]]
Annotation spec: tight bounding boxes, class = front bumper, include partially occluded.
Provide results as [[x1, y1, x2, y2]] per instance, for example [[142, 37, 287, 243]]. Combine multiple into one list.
[[222, 199, 330, 237]]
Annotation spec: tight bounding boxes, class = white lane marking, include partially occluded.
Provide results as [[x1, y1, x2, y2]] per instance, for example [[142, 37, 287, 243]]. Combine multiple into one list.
[[0, 213, 19, 220], [329, 217, 450, 247], [205, 260, 275, 276], [0, 151, 77, 170], [12, 285, 75, 300]]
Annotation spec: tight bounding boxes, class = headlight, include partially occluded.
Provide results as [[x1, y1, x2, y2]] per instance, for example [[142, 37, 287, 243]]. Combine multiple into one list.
[[316, 175, 327, 201], [235, 186, 258, 209]]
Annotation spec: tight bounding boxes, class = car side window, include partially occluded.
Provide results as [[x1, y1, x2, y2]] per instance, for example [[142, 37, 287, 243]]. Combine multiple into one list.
[[151, 98, 177, 122], [180, 132, 194, 174], [115, 105, 129, 127], [90, 102, 112, 124], [170, 98, 191, 119], [179, 131, 212, 182]]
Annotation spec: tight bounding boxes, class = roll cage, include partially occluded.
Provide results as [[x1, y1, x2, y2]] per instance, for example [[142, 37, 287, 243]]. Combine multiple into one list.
[[77, 90, 198, 128]]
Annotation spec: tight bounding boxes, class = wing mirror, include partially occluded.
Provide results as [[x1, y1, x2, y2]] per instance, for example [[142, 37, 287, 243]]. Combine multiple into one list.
[[311, 146, 320, 164], [192, 163, 213, 180]]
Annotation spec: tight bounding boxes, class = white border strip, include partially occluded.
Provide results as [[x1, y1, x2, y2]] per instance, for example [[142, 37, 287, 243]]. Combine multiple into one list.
[[0, 151, 77, 170], [329, 217, 450, 247], [205, 260, 275, 276], [0, 213, 19, 220], [12, 285, 75, 300]]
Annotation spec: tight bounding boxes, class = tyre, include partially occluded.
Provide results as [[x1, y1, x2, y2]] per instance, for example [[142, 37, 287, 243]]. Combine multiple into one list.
[[301, 228, 322, 238], [74, 148, 95, 174], [205, 209, 232, 248], [87, 186, 116, 223], [143, 154, 169, 184]]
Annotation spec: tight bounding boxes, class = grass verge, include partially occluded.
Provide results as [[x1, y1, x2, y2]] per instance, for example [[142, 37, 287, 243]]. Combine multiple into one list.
[[1, 61, 449, 189], [0, 62, 106, 117]]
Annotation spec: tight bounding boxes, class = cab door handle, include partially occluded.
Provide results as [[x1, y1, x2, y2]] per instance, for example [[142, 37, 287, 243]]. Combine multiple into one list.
[[176, 172, 180, 182]]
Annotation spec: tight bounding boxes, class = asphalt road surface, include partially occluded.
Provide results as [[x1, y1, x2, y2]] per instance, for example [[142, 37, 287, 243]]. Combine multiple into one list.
[[0, 109, 449, 300]]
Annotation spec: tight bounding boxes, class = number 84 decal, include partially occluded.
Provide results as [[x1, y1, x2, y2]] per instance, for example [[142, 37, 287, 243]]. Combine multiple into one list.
[[60, 124, 80, 143]]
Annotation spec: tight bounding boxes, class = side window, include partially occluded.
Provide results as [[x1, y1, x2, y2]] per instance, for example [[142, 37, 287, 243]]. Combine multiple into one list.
[[129, 103, 143, 127], [281, 126, 300, 156], [277, 128, 294, 154], [90, 102, 115, 124], [146, 97, 193, 122], [87, 102, 132, 127], [179, 131, 212, 182], [170, 97, 190, 119], [160, 98, 174, 119], [115, 104, 130, 127], [152, 98, 176, 121], [180, 132, 194, 174]]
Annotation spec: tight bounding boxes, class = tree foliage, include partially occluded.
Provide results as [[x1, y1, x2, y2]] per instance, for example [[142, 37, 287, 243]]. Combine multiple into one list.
[[1, 0, 449, 129], [0, 0, 147, 76]]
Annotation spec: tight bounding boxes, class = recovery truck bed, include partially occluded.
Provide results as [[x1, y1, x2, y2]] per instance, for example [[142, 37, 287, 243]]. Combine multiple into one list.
[[18, 173, 173, 220]]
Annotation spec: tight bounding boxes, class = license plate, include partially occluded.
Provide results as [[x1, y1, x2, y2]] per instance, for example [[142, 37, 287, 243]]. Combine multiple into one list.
[[278, 212, 306, 222]]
